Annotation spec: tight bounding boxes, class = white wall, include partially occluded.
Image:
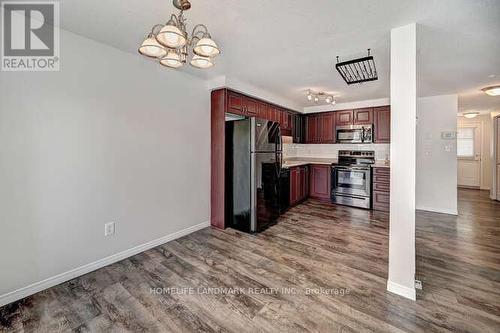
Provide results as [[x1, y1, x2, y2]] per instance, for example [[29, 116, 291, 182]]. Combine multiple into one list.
[[387, 23, 417, 301], [0, 28, 210, 303], [416, 95, 458, 215]]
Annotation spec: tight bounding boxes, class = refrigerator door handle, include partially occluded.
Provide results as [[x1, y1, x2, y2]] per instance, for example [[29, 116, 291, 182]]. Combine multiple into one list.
[[278, 126, 283, 152]]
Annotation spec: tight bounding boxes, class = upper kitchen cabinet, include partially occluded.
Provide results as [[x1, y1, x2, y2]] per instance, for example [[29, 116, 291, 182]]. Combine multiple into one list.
[[267, 105, 279, 123], [303, 105, 390, 144], [219, 89, 298, 137], [257, 101, 267, 119], [321, 113, 335, 143], [336, 110, 353, 126], [280, 109, 293, 135], [292, 114, 305, 143], [227, 91, 257, 116], [373, 106, 391, 143], [305, 115, 319, 143], [227, 91, 244, 115], [304, 113, 335, 144], [280, 109, 288, 128], [353, 108, 373, 125], [243, 97, 258, 116]]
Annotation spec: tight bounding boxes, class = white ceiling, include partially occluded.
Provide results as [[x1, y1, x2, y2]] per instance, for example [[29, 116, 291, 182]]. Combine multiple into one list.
[[58, 0, 500, 112]]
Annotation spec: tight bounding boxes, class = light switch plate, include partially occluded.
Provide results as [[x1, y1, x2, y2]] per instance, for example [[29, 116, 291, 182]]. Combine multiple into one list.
[[104, 222, 115, 237], [441, 131, 457, 140]]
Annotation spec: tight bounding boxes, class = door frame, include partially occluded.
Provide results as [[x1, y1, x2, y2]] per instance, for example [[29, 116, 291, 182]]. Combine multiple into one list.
[[457, 121, 482, 188], [493, 116, 500, 200]]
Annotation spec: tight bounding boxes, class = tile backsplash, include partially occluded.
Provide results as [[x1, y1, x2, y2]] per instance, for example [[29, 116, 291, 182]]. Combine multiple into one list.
[[283, 143, 390, 161]]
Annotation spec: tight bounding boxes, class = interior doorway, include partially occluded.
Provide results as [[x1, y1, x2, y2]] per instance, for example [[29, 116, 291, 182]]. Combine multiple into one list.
[[457, 113, 497, 198], [457, 122, 482, 188], [494, 116, 500, 200]]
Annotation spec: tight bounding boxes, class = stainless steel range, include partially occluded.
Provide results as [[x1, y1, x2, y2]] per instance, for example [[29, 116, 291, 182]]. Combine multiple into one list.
[[331, 150, 375, 209]]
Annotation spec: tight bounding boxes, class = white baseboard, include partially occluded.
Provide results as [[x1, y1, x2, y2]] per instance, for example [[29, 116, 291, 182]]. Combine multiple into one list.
[[387, 280, 416, 301], [0, 221, 210, 307], [416, 206, 458, 216]]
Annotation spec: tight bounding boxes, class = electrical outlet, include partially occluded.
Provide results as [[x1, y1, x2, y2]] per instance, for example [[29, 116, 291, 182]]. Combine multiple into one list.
[[415, 279, 423, 290], [104, 222, 115, 237]]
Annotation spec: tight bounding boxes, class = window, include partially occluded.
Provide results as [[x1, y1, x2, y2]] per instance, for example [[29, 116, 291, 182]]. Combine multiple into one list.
[[457, 127, 475, 158]]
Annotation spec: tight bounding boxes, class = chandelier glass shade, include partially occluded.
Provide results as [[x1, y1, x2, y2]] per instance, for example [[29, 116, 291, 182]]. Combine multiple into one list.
[[306, 90, 336, 105], [190, 54, 213, 69], [138, 35, 167, 58], [139, 0, 220, 69], [160, 50, 183, 68], [156, 24, 187, 49], [193, 37, 220, 57]]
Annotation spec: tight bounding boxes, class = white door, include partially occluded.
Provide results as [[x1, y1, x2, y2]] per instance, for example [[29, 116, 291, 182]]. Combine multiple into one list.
[[496, 118, 500, 198], [457, 126, 481, 187]]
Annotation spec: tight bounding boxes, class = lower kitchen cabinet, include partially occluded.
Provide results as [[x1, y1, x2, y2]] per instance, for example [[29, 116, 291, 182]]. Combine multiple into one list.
[[372, 166, 390, 211], [309, 164, 331, 200], [290, 165, 309, 206]]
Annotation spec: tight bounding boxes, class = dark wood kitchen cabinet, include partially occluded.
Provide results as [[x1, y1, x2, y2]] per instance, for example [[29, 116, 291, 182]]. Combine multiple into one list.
[[280, 109, 288, 128], [353, 108, 373, 125], [309, 164, 331, 200], [306, 115, 319, 143], [336, 110, 354, 126], [227, 92, 258, 116], [280, 109, 293, 136], [374, 106, 391, 143], [321, 113, 335, 143], [290, 165, 309, 206], [227, 92, 243, 114], [303, 105, 390, 144], [292, 114, 305, 143], [256, 102, 267, 119], [305, 113, 335, 143], [224, 89, 299, 136], [372, 166, 390, 212], [242, 97, 258, 116]]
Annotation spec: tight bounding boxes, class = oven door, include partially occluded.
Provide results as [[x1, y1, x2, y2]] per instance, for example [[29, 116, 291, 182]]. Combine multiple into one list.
[[336, 127, 363, 143], [332, 166, 371, 197]]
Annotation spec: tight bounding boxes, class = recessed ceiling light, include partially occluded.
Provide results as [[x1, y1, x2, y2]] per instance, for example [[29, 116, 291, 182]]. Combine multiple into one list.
[[482, 85, 500, 96], [463, 112, 479, 119]]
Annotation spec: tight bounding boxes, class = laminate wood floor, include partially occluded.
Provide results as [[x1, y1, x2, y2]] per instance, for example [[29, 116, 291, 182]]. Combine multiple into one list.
[[1, 189, 499, 332]]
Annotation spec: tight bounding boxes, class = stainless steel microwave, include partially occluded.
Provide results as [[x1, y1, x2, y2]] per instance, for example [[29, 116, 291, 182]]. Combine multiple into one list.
[[336, 124, 373, 143]]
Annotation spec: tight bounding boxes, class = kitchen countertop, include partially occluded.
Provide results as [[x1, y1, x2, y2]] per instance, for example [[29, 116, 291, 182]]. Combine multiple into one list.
[[283, 157, 390, 169], [371, 161, 391, 168], [282, 158, 338, 168]]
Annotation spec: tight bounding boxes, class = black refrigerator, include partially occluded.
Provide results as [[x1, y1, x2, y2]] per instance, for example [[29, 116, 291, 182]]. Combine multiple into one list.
[[225, 117, 282, 233]]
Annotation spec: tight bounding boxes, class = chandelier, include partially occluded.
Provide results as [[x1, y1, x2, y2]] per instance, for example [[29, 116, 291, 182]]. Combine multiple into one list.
[[138, 0, 220, 69], [306, 90, 336, 105]]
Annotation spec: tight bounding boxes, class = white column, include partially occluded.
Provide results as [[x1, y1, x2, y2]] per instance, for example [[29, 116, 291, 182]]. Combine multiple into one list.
[[387, 23, 417, 301]]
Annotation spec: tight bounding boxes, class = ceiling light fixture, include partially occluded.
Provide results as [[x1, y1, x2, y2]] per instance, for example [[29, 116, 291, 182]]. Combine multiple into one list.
[[463, 112, 479, 119], [482, 85, 500, 96], [139, 0, 220, 69], [306, 90, 336, 105]]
